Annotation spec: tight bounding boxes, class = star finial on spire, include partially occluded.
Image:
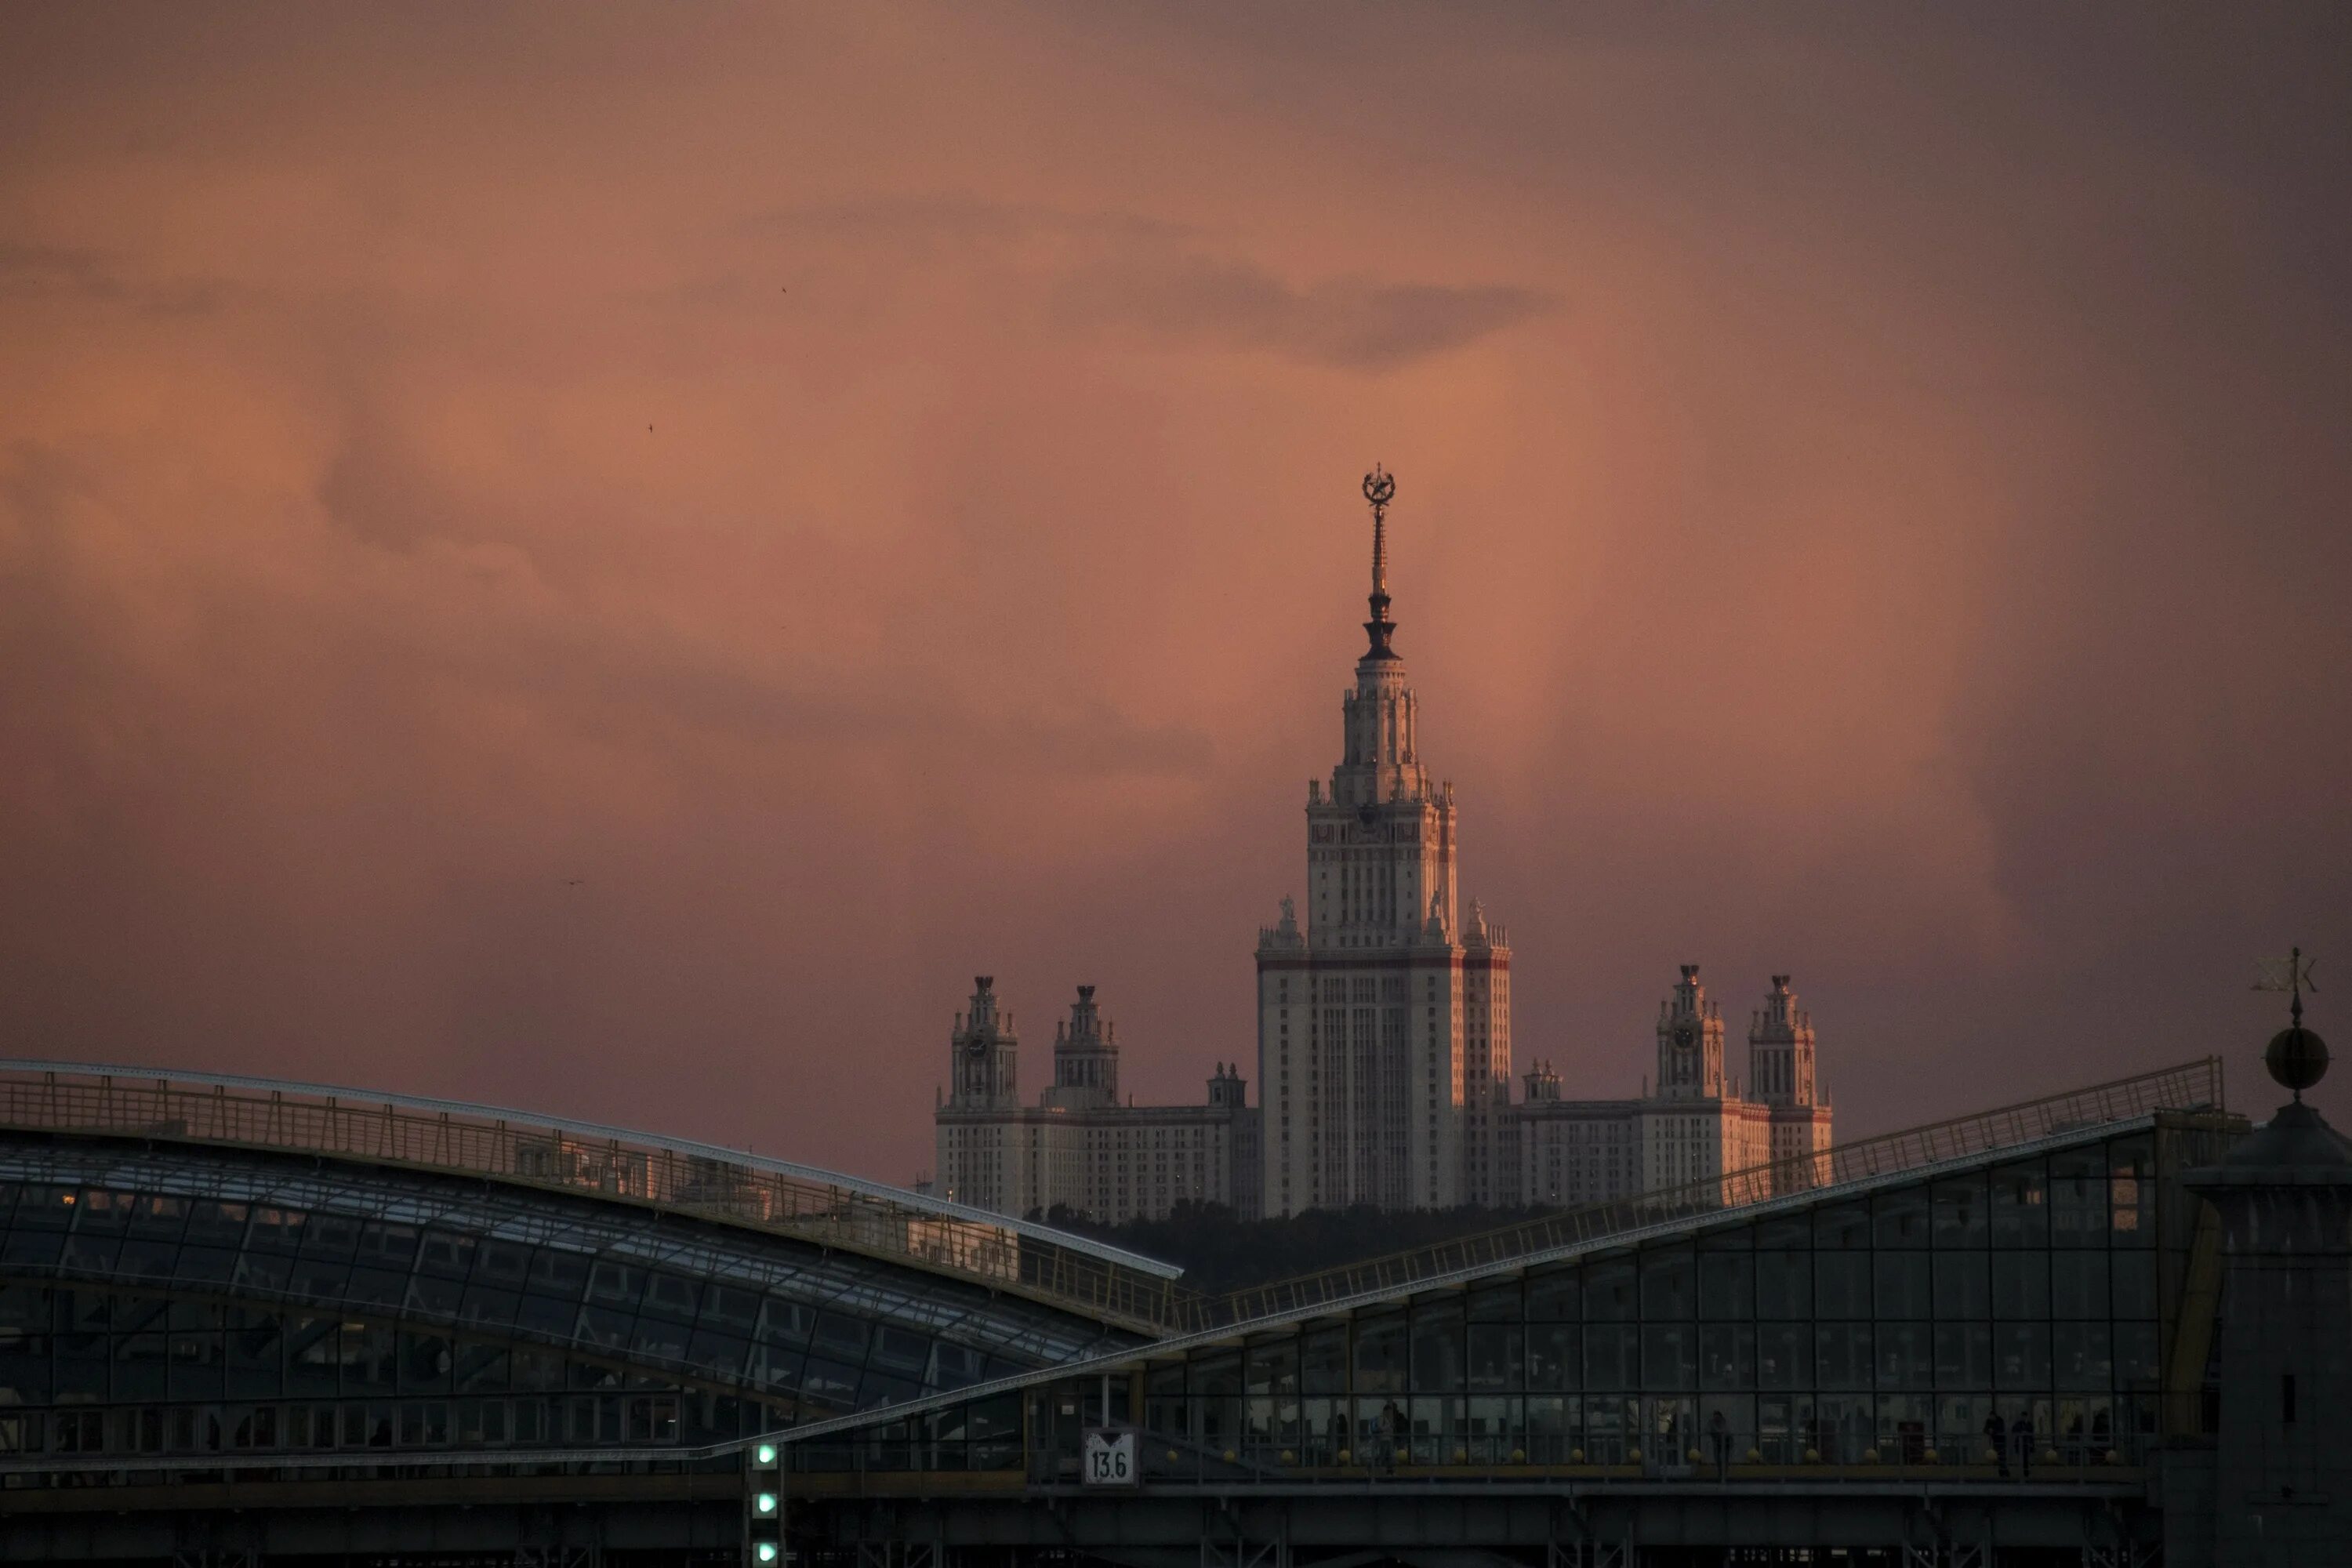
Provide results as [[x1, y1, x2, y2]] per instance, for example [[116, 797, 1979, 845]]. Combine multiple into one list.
[[1361, 463, 1399, 659]]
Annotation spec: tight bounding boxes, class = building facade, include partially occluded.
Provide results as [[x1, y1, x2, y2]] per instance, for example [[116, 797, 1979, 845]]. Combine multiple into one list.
[[942, 472, 1828, 1225], [935, 979, 1261, 1225], [1517, 967, 1834, 1209], [1254, 467, 1515, 1218]]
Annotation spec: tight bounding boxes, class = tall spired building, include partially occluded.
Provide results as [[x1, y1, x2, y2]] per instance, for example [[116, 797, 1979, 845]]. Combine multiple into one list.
[[1255, 469, 1512, 1216]]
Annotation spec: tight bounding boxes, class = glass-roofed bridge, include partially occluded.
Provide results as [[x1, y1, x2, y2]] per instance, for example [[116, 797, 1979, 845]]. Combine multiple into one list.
[[0, 1047, 2338, 1567]]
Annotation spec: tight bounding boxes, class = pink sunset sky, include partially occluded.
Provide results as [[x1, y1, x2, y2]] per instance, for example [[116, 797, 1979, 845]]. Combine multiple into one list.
[[3, 5, 2347, 1180]]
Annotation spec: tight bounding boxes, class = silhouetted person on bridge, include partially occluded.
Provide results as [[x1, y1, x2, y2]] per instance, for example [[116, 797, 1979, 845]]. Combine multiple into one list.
[[1708, 1409, 1730, 1479], [1984, 1410, 2008, 1476]]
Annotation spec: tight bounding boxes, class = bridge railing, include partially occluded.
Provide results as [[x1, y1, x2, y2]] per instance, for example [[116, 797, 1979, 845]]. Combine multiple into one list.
[[788, 1418, 2151, 1487], [1172, 1057, 2223, 1334], [0, 1061, 1188, 1330]]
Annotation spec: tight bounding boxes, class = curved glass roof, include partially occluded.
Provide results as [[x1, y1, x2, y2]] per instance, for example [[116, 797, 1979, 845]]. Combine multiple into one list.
[[0, 1131, 1143, 1419], [0, 1060, 1184, 1334]]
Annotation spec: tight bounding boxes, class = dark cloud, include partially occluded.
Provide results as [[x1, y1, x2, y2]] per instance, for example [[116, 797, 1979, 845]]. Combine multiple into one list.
[[0, 243, 234, 316], [1051, 256, 1556, 371]]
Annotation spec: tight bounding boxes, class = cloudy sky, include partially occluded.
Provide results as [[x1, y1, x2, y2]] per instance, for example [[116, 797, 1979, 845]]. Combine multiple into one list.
[[5, 5, 2347, 1180]]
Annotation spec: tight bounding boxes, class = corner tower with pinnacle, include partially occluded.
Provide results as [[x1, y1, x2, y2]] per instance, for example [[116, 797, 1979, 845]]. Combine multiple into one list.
[[1256, 468, 1512, 1216]]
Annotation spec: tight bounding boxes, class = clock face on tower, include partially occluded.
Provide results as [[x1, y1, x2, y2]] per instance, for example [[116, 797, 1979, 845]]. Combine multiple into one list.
[[1672, 1020, 1697, 1051], [965, 1033, 989, 1059]]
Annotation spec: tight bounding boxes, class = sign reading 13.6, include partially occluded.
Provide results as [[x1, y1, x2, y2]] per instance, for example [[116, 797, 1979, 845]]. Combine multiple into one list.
[[1081, 1428, 1138, 1487]]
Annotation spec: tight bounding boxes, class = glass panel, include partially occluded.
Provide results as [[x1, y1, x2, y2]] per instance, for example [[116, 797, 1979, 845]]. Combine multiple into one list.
[[1642, 1323, 1695, 1390], [1640, 1247, 1694, 1319], [1875, 1254, 1930, 1318], [1875, 1323, 1930, 1389], [529, 1249, 590, 1298], [175, 1245, 239, 1287], [1586, 1260, 1636, 1320], [247, 1206, 307, 1254], [1467, 1282, 1520, 1321], [1699, 1324, 1754, 1390], [1933, 1252, 1989, 1319], [2055, 1323, 2111, 1389], [1815, 1254, 1869, 1317], [1815, 1324, 1872, 1389], [416, 1229, 477, 1280], [460, 1286, 521, 1330], [111, 1331, 164, 1400], [1699, 1253, 1751, 1320], [1584, 1325, 1637, 1389], [1527, 1323, 1578, 1391], [1410, 1302, 1465, 1392], [356, 1222, 419, 1272], [286, 1318, 339, 1396], [1757, 1250, 1811, 1318], [2115, 1323, 2159, 1387], [227, 1309, 283, 1397], [1758, 1324, 1809, 1390], [2107, 1136, 2155, 1245], [1993, 1252, 2049, 1319], [1813, 1203, 1870, 1251], [586, 1260, 644, 1308], [1525, 1267, 1580, 1321], [757, 1298, 815, 1349], [870, 1327, 930, 1374], [1873, 1186, 1929, 1248], [129, 1194, 190, 1237], [630, 1316, 691, 1364], [401, 1332, 454, 1392], [702, 1284, 760, 1330], [1353, 1313, 1406, 1396], [1466, 1323, 1519, 1392], [2051, 1253, 2108, 1318], [345, 1268, 407, 1310], [1246, 1337, 1299, 1397], [185, 1200, 250, 1248], [1991, 1161, 2048, 1246], [801, 1357, 861, 1410], [2111, 1250, 2158, 1319], [1301, 1327, 1348, 1395], [811, 1312, 869, 1363], [1935, 1323, 1991, 1387], [1932, 1174, 1988, 1246], [1994, 1323, 2050, 1388], [2049, 1151, 2107, 1247], [474, 1240, 534, 1288], [641, 1271, 702, 1323]]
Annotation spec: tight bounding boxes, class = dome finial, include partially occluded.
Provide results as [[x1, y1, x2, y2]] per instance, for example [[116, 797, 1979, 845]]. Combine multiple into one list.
[[2256, 946, 2326, 1099]]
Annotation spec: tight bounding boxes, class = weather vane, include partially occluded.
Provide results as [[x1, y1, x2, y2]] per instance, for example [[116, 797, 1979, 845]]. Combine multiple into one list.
[[2254, 946, 2319, 1029]]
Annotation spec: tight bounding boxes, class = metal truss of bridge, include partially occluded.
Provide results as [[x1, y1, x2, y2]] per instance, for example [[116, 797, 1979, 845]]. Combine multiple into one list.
[[1, 1051, 2327, 1567], [774, 1059, 2238, 1568]]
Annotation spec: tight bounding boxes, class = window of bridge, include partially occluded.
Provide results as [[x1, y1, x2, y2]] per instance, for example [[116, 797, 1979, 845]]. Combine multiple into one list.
[[999, 1128, 2186, 1475]]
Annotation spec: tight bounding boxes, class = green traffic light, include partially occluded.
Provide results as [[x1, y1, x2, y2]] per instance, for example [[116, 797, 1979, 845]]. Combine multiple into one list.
[[755, 1491, 779, 1515], [756, 1543, 780, 1563], [755, 1442, 778, 1465]]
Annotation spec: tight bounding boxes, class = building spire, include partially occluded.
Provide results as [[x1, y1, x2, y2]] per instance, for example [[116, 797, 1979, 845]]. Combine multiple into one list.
[[1362, 463, 1399, 660]]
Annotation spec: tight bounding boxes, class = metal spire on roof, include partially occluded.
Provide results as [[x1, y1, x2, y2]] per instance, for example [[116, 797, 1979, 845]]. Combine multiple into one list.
[[1361, 463, 1398, 660]]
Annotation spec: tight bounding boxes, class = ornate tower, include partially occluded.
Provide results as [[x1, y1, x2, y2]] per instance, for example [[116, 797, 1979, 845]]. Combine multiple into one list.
[[1747, 974, 1817, 1107], [1656, 964, 1727, 1101], [1256, 467, 1512, 1216], [1043, 985, 1119, 1111], [944, 976, 1018, 1112]]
